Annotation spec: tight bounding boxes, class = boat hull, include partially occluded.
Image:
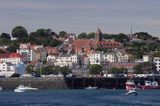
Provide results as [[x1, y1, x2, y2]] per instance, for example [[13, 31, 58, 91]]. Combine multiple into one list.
[[142, 86, 160, 90], [126, 84, 136, 91]]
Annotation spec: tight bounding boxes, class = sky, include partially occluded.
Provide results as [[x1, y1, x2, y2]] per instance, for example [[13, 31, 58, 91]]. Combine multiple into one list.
[[0, 0, 160, 37]]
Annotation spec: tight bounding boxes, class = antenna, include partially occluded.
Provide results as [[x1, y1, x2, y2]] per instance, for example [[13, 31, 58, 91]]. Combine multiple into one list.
[[131, 26, 133, 36]]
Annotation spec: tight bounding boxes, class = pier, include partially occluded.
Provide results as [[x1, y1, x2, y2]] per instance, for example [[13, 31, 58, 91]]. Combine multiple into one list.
[[0, 77, 160, 90]]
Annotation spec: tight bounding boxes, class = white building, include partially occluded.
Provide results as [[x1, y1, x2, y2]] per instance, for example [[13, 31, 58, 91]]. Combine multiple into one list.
[[103, 53, 116, 62], [153, 57, 160, 72], [143, 55, 150, 62], [0, 62, 16, 77], [0, 53, 22, 64], [47, 55, 57, 62], [135, 55, 150, 63], [116, 51, 129, 62], [48, 54, 79, 67], [15, 62, 26, 76], [17, 48, 36, 62], [17, 43, 45, 62], [89, 51, 104, 65]]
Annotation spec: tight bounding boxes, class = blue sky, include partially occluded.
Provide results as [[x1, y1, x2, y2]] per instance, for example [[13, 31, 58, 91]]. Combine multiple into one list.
[[0, 0, 160, 37]]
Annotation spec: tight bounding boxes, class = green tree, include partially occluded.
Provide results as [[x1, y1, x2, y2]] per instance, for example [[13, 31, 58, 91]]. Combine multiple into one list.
[[58, 66, 72, 76], [114, 33, 129, 43], [78, 32, 87, 39], [88, 32, 95, 39], [26, 65, 35, 74], [6, 41, 19, 52], [59, 31, 67, 37], [103, 33, 113, 39], [35, 29, 51, 37], [12, 26, 28, 39], [0, 38, 12, 45], [0, 33, 11, 40], [133, 62, 156, 74], [153, 52, 160, 57], [89, 64, 102, 75], [108, 67, 127, 74], [134, 32, 152, 40]]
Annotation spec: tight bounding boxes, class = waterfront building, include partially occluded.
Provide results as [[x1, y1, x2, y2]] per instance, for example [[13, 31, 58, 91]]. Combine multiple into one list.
[[17, 43, 36, 62], [48, 54, 79, 67], [15, 62, 26, 76], [35, 48, 47, 62], [135, 55, 150, 63], [143, 55, 150, 62], [88, 51, 104, 65], [0, 62, 16, 77], [116, 51, 129, 62], [47, 55, 57, 62], [0, 53, 22, 64], [153, 57, 160, 72], [103, 52, 117, 62], [17, 43, 46, 63]]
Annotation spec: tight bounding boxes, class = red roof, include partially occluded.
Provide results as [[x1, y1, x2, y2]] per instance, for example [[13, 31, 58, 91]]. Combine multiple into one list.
[[0, 53, 21, 58]]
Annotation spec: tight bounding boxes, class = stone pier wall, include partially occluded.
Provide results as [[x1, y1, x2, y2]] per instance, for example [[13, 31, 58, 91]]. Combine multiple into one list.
[[0, 77, 67, 90], [0, 77, 160, 90]]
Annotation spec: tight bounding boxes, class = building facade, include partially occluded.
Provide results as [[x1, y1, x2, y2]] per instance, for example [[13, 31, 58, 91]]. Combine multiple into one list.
[[0, 53, 22, 64]]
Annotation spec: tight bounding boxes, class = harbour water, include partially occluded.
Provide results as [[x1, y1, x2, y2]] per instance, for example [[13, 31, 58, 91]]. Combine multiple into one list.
[[0, 89, 160, 106]]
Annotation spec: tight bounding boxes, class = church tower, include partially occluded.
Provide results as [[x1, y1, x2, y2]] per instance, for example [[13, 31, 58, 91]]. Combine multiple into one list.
[[96, 28, 103, 42]]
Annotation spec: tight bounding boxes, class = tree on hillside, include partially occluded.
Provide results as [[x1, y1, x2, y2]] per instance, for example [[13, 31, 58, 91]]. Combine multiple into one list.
[[133, 62, 156, 74], [89, 64, 102, 75], [78, 32, 88, 39], [58, 66, 72, 76], [103, 33, 113, 39], [88, 32, 95, 39], [12, 26, 28, 39], [28, 29, 62, 47], [6, 41, 19, 52], [35, 29, 52, 37], [26, 65, 35, 74], [108, 67, 127, 74], [114, 33, 129, 43], [134, 32, 152, 40], [0, 33, 11, 40], [59, 31, 67, 37]]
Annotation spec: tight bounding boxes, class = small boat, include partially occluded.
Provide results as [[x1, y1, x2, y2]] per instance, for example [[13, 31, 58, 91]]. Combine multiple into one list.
[[125, 88, 138, 96], [125, 80, 136, 91], [0, 86, 2, 91], [85, 86, 98, 89], [142, 81, 160, 90], [14, 85, 38, 92]]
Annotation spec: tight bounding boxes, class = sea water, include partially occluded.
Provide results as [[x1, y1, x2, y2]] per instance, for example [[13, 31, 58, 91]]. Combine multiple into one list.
[[0, 89, 160, 106]]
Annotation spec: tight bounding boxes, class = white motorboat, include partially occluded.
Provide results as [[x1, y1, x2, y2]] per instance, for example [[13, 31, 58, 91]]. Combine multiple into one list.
[[0, 86, 2, 91], [125, 88, 138, 96], [14, 85, 38, 92], [85, 86, 98, 89]]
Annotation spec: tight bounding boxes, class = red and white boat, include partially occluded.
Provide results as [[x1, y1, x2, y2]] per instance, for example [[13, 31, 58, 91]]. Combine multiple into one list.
[[125, 80, 136, 91], [142, 81, 160, 90]]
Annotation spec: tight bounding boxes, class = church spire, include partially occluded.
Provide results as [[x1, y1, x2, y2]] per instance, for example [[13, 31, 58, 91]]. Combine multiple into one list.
[[96, 28, 103, 41]]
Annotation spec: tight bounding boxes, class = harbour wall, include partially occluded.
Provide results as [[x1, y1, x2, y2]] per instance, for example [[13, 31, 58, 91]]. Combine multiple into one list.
[[0, 77, 67, 90], [0, 77, 160, 90]]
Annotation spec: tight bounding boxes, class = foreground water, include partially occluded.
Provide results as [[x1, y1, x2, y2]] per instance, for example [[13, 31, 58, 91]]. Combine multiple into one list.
[[0, 89, 160, 106]]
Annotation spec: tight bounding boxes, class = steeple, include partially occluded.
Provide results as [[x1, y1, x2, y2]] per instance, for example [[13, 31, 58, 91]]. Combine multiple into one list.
[[131, 26, 132, 36], [96, 28, 103, 41]]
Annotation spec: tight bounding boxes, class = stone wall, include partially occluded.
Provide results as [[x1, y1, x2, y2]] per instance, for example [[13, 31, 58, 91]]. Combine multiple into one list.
[[0, 77, 67, 90]]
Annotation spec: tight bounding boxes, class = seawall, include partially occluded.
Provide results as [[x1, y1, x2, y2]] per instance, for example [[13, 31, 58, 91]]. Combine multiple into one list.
[[0, 77, 67, 90], [0, 77, 160, 90]]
